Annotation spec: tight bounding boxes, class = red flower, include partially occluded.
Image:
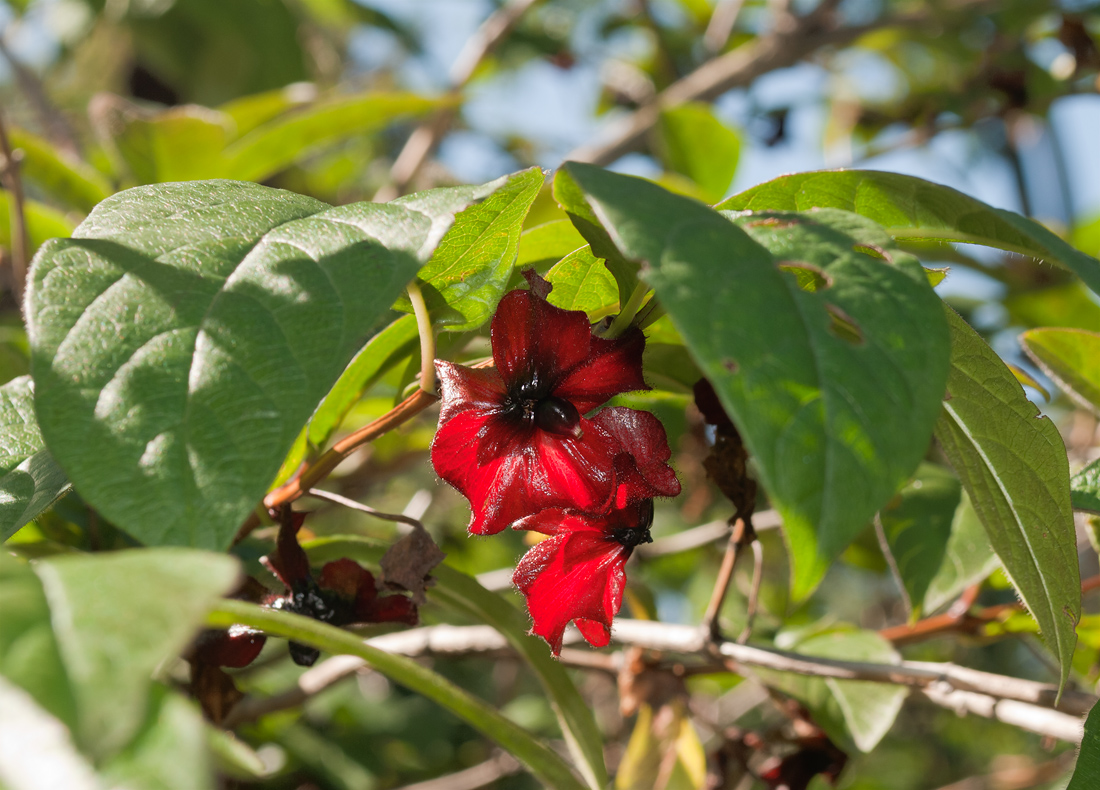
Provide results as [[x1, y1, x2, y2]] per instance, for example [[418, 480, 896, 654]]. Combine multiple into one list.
[[431, 284, 679, 535], [512, 499, 655, 654]]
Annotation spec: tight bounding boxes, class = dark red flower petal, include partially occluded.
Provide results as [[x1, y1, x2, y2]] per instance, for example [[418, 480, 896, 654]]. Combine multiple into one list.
[[319, 558, 374, 601], [435, 361, 507, 424], [512, 505, 652, 654], [193, 626, 267, 668], [432, 409, 619, 535], [491, 288, 594, 392], [591, 407, 681, 507], [360, 593, 419, 626], [554, 327, 648, 413]]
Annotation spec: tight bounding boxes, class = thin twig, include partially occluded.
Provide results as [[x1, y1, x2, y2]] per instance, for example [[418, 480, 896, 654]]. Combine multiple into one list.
[[568, 7, 929, 166], [304, 488, 427, 532], [393, 753, 522, 790], [224, 619, 1093, 742], [736, 538, 763, 644], [703, 0, 746, 55], [0, 107, 28, 303], [637, 509, 782, 558], [373, 0, 543, 201], [874, 513, 913, 617], [703, 517, 747, 639]]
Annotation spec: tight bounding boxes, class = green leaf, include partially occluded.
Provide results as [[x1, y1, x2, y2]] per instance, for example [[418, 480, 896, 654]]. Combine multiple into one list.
[[878, 463, 962, 616], [923, 491, 1000, 613], [303, 536, 608, 790], [393, 167, 544, 331], [217, 84, 318, 137], [757, 628, 906, 752], [934, 307, 1079, 690], [1021, 328, 1100, 415], [307, 314, 419, 448], [1006, 283, 1100, 332], [9, 127, 112, 213], [210, 599, 589, 790], [27, 178, 501, 548], [0, 552, 76, 729], [545, 246, 620, 320], [0, 376, 70, 541], [560, 161, 950, 599], [100, 687, 212, 790], [1071, 458, 1100, 514], [657, 102, 740, 203], [552, 168, 640, 302], [516, 219, 588, 271], [221, 92, 441, 183], [1068, 701, 1100, 790], [104, 104, 234, 185], [718, 170, 1100, 296], [33, 548, 240, 757]]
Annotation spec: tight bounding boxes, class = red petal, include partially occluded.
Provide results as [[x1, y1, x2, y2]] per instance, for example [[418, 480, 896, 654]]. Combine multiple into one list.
[[555, 327, 648, 413], [435, 361, 507, 424], [360, 593, 419, 626], [592, 408, 681, 506], [491, 289, 594, 391], [193, 627, 267, 668], [575, 619, 611, 648], [512, 520, 628, 655], [432, 409, 619, 535]]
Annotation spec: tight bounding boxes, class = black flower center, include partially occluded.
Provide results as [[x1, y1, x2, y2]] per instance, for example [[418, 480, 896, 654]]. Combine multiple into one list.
[[610, 500, 655, 548], [505, 375, 582, 438]]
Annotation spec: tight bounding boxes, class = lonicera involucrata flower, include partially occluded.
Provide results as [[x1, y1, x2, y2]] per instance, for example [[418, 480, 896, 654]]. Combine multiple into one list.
[[431, 280, 680, 535], [511, 499, 655, 654]]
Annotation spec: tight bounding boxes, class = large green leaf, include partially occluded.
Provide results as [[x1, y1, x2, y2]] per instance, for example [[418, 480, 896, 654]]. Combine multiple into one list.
[[878, 463, 961, 616], [33, 548, 239, 757], [657, 102, 740, 203], [516, 219, 588, 272], [0, 376, 70, 541], [210, 599, 588, 790], [923, 491, 999, 613], [718, 170, 1100, 296], [934, 307, 1079, 690], [304, 536, 608, 790], [27, 178, 502, 549], [1021, 328, 1100, 415], [756, 628, 906, 752], [1068, 702, 1100, 790], [393, 167, 544, 331], [545, 246, 620, 320], [560, 162, 950, 598]]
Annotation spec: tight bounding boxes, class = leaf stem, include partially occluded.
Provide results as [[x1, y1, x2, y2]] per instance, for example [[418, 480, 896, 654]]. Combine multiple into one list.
[[406, 280, 436, 394], [208, 600, 587, 790], [603, 282, 650, 338]]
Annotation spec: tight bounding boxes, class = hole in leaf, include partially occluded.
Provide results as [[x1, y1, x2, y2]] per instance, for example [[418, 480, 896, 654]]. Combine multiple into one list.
[[722, 358, 739, 373], [826, 304, 864, 345], [777, 261, 832, 293], [852, 243, 893, 263]]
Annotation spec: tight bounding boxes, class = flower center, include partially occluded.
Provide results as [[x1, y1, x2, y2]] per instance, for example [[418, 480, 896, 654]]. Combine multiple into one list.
[[534, 396, 582, 437], [610, 500, 655, 548]]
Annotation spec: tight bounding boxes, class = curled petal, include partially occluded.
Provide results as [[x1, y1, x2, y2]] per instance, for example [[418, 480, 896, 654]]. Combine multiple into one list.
[[592, 407, 682, 506], [513, 526, 628, 655], [555, 327, 648, 413], [362, 594, 419, 626], [491, 289, 594, 392], [432, 409, 619, 535]]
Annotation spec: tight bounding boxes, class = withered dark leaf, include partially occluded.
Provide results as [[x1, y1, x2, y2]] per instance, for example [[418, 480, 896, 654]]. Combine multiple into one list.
[[381, 528, 446, 604]]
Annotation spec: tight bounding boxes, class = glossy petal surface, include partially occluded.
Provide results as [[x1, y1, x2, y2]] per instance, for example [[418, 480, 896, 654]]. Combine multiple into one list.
[[595, 408, 682, 506]]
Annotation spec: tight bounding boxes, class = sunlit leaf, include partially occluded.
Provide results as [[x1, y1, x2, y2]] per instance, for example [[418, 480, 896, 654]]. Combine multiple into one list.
[[545, 246, 619, 320], [9, 127, 112, 213], [559, 162, 950, 599], [657, 102, 740, 203], [923, 492, 1000, 613], [1021, 327, 1100, 414], [719, 170, 1100, 296], [934, 307, 1079, 690], [27, 178, 503, 548], [1067, 701, 1100, 790]]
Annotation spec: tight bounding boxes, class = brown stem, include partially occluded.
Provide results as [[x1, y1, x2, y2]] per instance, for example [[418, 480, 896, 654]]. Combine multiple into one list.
[[0, 107, 28, 303], [702, 517, 754, 640]]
